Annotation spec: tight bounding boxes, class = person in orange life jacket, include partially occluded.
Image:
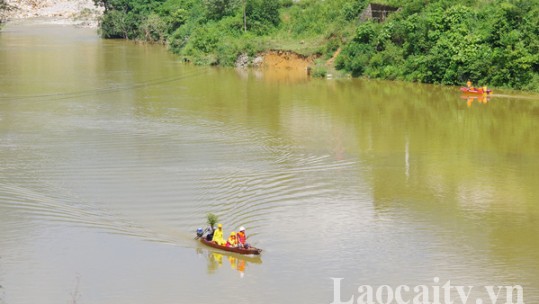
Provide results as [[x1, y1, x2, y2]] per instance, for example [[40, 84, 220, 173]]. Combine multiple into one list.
[[226, 232, 239, 248], [236, 226, 250, 249]]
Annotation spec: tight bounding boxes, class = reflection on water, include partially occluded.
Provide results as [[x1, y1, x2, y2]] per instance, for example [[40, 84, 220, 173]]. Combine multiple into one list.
[[462, 95, 490, 107], [1, 22, 539, 304], [207, 251, 223, 274], [196, 247, 261, 277]]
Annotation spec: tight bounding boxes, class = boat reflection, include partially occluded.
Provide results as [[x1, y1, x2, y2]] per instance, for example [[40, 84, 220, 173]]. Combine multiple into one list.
[[461, 95, 490, 107], [196, 247, 262, 277]]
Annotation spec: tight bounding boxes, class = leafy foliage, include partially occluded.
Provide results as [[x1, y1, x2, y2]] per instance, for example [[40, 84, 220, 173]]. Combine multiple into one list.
[[207, 213, 218, 227], [140, 13, 167, 43], [205, 0, 240, 20], [99, 10, 138, 39], [245, 0, 281, 34], [95, 0, 539, 91], [280, 0, 366, 37], [337, 0, 539, 91]]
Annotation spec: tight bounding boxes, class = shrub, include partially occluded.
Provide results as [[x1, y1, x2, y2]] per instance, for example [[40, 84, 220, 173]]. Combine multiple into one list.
[[311, 64, 327, 78], [204, 0, 240, 20], [245, 0, 281, 34], [99, 10, 139, 39], [207, 213, 218, 227], [140, 13, 167, 43]]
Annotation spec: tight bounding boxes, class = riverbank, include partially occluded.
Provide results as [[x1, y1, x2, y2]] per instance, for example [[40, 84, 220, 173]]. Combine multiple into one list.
[[3, 0, 102, 27], [3, 0, 538, 91], [235, 50, 320, 79], [94, 0, 539, 91]]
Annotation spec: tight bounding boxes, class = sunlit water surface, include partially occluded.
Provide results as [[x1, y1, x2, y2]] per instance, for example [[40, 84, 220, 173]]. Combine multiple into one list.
[[1, 21, 538, 304]]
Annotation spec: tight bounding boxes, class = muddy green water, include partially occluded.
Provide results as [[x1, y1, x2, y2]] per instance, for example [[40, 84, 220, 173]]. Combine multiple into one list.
[[1, 22, 538, 304]]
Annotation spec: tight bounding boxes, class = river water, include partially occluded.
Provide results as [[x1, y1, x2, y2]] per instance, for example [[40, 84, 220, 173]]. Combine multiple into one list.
[[1, 21, 538, 304]]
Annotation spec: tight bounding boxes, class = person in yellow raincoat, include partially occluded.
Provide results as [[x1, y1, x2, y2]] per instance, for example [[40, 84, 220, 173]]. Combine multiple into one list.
[[226, 231, 239, 248], [212, 223, 226, 246]]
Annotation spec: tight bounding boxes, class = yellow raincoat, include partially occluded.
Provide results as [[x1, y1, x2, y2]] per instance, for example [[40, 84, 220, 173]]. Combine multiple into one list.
[[212, 226, 225, 246], [226, 232, 238, 248]]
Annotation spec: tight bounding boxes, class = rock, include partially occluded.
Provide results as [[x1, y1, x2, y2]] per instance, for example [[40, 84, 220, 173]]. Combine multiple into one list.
[[235, 53, 250, 69], [252, 56, 264, 67], [3, 0, 103, 27]]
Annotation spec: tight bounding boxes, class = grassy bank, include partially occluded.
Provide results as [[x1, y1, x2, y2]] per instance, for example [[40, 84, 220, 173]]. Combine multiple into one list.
[[93, 0, 539, 91]]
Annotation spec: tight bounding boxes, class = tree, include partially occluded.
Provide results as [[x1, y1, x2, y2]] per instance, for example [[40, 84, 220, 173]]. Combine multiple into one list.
[[140, 13, 167, 43], [99, 10, 136, 38], [244, 0, 280, 34], [204, 0, 240, 20]]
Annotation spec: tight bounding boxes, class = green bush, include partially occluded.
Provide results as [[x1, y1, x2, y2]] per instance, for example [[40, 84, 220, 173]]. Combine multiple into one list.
[[204, 0, 240, 20], [336, 0, 539, 91], [311, 64, 327, 78], [99, 10, 139, 39], [245, 0, 281, 34], [188, 24, 221, 53], [141, 13, 167, 43], [281, 0, 364, 37], [207, 213, 218, 227]]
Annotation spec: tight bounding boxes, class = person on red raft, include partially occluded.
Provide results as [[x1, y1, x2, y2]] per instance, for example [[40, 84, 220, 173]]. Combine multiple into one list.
[[236, 226, 250, 249]]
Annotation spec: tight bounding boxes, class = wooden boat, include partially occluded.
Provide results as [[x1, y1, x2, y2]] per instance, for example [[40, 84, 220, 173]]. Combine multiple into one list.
[[460, 87, 493, 95], [199, 238, 262, 255]]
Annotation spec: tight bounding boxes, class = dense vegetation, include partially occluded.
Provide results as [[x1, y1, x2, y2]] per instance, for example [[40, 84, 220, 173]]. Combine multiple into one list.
[[337, 0, 539, 90], [93, 0, 360, 65], [93, 0, 539, 91]]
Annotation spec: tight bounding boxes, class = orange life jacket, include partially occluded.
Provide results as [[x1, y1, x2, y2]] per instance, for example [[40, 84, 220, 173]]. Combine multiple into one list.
[[237, 231, 246, 244]]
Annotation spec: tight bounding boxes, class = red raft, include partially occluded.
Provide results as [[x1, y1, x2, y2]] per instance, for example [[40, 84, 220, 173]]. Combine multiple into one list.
[[460, 87, 493, 95], [199, 238, 262, 255]]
